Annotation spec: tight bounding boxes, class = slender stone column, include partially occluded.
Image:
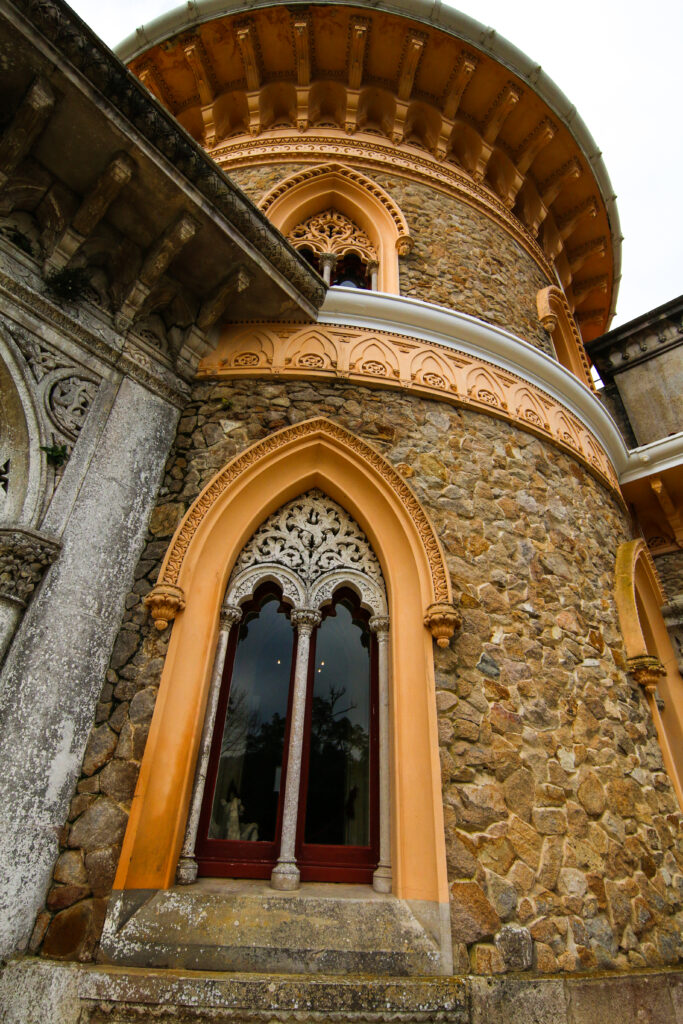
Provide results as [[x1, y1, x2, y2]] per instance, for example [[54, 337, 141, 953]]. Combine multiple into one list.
[[271, 607, 320, 891], [319, 253, 337, 285], [176, 603, 242, 884], [368, 260, 379, 292], [370, 615, 392, 892]]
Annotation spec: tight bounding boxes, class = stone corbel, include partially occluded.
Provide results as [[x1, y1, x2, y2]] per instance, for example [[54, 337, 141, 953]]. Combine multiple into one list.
[[0, 77, 55, 190], [627, 654, 666, 696], [44, 153, 135, 272], [144, 582, 186, 630], [176, 266, 252, 379], [115, 213, 198, 332], [424, 601, 462, 648], [396, 234, 413, 257]]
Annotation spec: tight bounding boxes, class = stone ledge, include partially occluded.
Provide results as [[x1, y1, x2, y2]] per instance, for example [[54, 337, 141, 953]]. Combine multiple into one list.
[[2, 960, 683, 1024]]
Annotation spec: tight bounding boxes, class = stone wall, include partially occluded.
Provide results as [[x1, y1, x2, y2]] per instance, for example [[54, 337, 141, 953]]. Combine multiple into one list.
[[655, 550, 683, 604], [34, 377, 683, 973], [229, 163, 553, 353]]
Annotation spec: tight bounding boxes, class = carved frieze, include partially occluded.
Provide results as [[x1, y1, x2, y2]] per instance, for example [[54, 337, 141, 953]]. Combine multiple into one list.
[[288, 209, 378, 263], [0, 527, 60, 606], [197, 322, 620, 495]]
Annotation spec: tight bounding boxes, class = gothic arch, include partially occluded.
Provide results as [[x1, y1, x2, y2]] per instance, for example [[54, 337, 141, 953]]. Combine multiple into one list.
[[615, 539, 683, 806], [537, 285, 594, 388], [258, 164, 412, 293], [115, 418, 456, 939]]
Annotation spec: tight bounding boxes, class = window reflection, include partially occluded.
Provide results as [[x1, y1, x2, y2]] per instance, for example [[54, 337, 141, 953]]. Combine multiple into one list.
[[304, 598, 372, 847], [208, 595, 292, 843]]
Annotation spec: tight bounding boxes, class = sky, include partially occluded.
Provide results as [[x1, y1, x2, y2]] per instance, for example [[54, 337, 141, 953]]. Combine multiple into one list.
[[67, 0, 683, 329]]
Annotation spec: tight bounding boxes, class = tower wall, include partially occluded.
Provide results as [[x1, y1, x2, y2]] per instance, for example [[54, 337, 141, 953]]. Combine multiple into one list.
[[35, 378, 683, 973]]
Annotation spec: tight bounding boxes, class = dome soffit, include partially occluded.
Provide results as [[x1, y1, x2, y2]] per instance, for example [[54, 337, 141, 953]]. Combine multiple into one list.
[[117, 0, 621, 341]]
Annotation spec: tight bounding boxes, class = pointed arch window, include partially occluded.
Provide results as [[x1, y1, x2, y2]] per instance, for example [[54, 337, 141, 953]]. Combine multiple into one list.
[[178, 490, 391, 891], [288, 209, 378, 290]]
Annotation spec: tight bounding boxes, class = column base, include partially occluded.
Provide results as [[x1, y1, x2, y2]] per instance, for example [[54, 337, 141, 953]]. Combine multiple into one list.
[[176, 855, 198, 885], [373, 864, 392, 893], [270, 861, 300, 891]]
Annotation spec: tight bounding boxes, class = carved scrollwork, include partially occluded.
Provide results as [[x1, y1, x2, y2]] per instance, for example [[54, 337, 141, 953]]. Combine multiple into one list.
[[46, 374, 98, 441], [288, 208, 378, 265], [224, 489, 387, 617]]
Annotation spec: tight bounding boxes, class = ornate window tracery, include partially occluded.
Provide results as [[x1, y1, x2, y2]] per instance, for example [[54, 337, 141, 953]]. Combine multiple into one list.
[[178, 489, 391, 892], [288, 209, 378, 290]]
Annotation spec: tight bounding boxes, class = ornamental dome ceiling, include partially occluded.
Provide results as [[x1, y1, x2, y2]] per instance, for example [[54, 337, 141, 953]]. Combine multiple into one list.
[[120, 0, 621, 342]]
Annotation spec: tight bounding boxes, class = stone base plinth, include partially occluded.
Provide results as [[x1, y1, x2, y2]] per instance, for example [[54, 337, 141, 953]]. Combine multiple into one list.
[[1, 960, 683, 1024]]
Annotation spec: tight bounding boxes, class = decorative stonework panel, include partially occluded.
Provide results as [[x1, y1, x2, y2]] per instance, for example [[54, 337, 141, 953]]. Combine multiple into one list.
[[198, 323, 620, 495], [225, 489, 387, 616], [288, 209, 378, 263]]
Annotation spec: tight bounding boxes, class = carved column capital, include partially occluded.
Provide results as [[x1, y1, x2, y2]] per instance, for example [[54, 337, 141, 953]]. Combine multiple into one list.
[[144, 582, 186, 630], [424, 601, 461, 648], [220, 603, 243, 628], [627, 655, 666, 695], [0, 527, 61, 607], [369, 614, 390, 638], [290, 608, 321, 635]]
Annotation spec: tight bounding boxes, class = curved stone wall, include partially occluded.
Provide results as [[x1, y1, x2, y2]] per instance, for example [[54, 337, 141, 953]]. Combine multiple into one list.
[[230, 162, 553, 352], [34, 379, 683, 974]]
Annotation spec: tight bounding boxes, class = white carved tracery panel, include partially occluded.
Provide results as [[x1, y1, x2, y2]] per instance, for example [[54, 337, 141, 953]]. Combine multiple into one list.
[[287, 210, 378, 265], [225, 489, 387, 615]]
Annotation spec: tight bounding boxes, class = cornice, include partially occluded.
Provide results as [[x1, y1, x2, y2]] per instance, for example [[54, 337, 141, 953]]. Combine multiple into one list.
[[619, 434, 683, 486], [115, 0, 622, 325], [2, 0, 325, 314]]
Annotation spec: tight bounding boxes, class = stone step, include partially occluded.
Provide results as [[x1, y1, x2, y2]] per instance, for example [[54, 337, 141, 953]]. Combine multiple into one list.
[[100, 879, 444, 976]]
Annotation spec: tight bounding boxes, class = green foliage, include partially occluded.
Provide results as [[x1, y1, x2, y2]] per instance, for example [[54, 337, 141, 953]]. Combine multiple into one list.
[[40, 443, 69, 468]]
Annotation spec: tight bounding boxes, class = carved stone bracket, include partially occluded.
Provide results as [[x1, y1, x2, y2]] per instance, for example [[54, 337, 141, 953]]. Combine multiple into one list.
[[424, 601, 462, 648], [0, 527, 61, 607], [144, 582, 186, 630], [627, 654, 667, 695]]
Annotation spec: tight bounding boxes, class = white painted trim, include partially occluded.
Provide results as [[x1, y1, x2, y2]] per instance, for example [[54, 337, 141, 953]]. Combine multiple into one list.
[[319, 288, 631, 471], [619, 433, 683, 485]]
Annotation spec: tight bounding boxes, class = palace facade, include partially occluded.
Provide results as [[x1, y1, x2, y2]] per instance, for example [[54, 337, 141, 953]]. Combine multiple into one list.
[[0, 0, 682, 1020]]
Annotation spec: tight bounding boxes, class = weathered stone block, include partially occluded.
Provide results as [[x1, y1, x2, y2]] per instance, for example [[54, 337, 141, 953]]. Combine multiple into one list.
[[450, 881, 501, 944], [494, 924, 533, 970], [81, 725, 117, 776], [67, 798, 128, 852]]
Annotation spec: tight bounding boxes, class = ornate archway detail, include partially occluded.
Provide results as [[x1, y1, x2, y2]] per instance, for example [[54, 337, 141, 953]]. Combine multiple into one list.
[[537, 286, 594, 389], [147, 417, 453, 621], [259, 163, 412, 254], [288, 209, 378, 264], [615, 539, 683, 806], [258, 164, 411, 293]]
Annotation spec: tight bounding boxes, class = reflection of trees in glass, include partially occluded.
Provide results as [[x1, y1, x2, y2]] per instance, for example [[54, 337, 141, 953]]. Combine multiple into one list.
[[305, 685, 370, 846]]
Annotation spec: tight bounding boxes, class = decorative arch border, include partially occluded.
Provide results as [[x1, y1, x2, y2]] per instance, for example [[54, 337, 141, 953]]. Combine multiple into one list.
[[615, 539, 683, 807], [258, 163, 413, 293], [537, 286, 594, 389], [115, 418, 457, 951], [198, 322, 622, 497]]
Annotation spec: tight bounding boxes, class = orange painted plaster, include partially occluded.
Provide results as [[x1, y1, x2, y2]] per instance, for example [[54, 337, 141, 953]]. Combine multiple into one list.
[[615, 539, 683, 807], [115, 420, 450, 907]]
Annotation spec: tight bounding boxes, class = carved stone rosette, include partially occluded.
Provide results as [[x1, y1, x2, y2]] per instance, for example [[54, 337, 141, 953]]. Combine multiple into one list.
[[144, 582, 186, 630], [627, 654, 667, 695], [424, 601, 462, 648], [0, 527, 61, 607]]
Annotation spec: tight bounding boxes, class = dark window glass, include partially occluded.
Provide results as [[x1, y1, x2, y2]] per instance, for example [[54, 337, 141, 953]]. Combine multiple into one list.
[[303, 598, 372, 846], [208, 595, 292, 843], [331, 253, 370, 290]]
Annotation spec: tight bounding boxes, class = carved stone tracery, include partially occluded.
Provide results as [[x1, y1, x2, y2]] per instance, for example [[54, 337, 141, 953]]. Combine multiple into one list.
[[288, 209, 378, 265], [225, 489, 387, 616]]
